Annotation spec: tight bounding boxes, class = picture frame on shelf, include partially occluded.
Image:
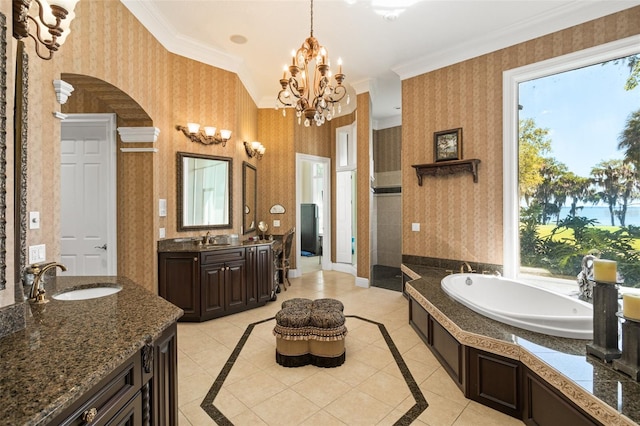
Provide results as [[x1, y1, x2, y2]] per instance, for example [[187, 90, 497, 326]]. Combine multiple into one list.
[[434, 128, 462, 162]]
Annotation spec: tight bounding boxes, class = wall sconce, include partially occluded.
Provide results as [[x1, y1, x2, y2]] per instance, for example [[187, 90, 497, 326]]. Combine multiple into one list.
[[13, 0, 80, 60], [244, 141, 266, 160], [175, 123, 232, 147]]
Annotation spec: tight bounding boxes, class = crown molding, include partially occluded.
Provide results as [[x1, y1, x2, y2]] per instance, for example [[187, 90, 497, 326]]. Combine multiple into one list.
[[120, 148, 158, 153], [117, 126, 160, 143], [393, 1, 640, 80]]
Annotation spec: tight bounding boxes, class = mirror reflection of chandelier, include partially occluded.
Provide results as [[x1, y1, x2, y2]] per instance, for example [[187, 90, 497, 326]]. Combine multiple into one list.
[[276, 0, 349, 127]]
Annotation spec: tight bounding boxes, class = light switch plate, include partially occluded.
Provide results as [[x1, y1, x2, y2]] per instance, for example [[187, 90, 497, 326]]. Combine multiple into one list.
[[273, 220, 281, 228], [412, 223, 420, 232], [29, 244, 46, 264], [159, 199, 167, 217], [29, 212, 40, 229]]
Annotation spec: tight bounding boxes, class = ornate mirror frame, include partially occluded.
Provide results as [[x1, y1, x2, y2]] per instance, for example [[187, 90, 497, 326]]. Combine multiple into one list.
[[242, 161, 256, 235], [176, 151, 233, 232]]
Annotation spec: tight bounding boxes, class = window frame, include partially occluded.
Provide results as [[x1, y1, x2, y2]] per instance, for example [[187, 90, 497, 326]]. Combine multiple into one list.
[[502, 35, 640, 282]]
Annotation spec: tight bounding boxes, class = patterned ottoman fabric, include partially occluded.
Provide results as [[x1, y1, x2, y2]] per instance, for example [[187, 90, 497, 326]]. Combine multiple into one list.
[[274, 298, 347, 368], [281, 298, 313, 310]]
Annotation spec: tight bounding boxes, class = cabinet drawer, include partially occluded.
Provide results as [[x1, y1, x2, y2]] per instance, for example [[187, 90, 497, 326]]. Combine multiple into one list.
[[201, 248, 245, 264], [55, 352, 141, 426]]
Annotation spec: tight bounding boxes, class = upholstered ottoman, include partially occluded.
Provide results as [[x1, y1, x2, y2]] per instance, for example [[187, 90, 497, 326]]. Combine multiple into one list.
[[274, 298, 347, 368]]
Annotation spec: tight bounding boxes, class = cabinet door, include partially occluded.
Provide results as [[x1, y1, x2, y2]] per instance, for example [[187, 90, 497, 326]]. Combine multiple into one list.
[[201, 263, 225, 320], [158, 252, 199, 321], [153, 323, 178, 426], [225, 259, 247, 313], [245, 246, 259, 306], [256, 245, 274, 303]]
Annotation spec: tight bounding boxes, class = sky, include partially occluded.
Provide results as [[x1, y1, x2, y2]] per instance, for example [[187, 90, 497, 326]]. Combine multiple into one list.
[[519, 55, 639, 178]]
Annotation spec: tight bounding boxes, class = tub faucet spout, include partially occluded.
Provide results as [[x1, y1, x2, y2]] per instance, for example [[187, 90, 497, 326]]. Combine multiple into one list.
[[460, 262, 475, 273]]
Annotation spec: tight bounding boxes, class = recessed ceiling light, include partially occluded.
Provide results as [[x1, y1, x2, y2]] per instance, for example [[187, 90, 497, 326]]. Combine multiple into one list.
[[230, 34, 247, 45]]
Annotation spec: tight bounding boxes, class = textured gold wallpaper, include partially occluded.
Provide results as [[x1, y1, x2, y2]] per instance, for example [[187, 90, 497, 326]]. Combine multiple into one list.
[[374, 126, 401, 173], [9, 0, 640, 296], [402, 6, 640, 265]]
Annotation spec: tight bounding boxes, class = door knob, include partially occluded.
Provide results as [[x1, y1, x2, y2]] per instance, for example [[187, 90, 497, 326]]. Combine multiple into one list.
[[95, 244, 107, 250]]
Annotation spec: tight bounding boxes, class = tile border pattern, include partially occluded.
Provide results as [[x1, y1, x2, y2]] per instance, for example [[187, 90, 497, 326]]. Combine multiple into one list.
[[200, 315, 429, 425]]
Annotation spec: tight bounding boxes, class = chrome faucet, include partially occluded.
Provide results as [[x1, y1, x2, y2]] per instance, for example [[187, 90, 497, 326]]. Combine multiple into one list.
[[460, 262, 475, 273], [29, 262, 67, 303]]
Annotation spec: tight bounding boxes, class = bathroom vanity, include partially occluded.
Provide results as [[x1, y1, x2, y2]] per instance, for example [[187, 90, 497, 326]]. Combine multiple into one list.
[[0, 275, 183, 425], [158, 239, 275, 321], [403, 264, 640, 426]]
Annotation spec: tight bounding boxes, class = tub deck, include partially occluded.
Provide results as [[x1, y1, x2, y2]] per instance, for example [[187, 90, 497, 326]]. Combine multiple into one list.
[[403, 263, 640, 426]]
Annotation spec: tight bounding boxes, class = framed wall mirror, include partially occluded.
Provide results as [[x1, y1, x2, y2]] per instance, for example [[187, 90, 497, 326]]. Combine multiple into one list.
[[177, 152, 232, 231], [243, 162, 256, 234]]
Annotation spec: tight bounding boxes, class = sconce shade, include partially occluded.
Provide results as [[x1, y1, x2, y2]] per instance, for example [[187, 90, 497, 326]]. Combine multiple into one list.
[[12, 0, 80, 60], [186, 122, 200, 133], [244, 141, 265, 159], [176, 124, 232, 147]]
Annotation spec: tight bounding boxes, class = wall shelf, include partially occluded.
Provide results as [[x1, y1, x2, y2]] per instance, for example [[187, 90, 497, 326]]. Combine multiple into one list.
[[411, 159, 481, 185]]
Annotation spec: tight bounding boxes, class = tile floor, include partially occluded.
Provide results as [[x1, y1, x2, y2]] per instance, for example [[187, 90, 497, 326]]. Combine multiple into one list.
[[177, 268, 525, 425]]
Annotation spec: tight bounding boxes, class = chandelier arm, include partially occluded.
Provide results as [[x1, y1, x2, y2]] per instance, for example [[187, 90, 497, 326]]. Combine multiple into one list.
[[309, 0, 314, 37], [277, 90, 293, 107], [328, 85, 347, 103]]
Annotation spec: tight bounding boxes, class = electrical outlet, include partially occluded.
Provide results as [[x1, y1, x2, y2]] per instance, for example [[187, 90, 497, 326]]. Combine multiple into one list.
[[29, 244, 46, 264], [412, 223, 420, 232], [273, 220, 281, 228], [159, 227, 166, 238]]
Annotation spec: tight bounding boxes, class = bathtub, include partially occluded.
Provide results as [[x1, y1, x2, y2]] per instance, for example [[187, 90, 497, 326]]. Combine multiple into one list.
[[441, 274, 593, 339]]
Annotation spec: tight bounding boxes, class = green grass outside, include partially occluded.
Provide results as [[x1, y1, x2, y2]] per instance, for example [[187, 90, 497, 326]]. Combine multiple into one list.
[[537, 224, 640, 250]]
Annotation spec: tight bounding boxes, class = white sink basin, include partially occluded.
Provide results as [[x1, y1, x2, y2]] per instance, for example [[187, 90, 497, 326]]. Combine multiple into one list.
[[53, 286, 122, 301]]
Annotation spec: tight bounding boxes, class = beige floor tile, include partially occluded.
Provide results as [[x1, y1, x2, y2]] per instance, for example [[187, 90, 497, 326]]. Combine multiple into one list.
[[179, 399, 217, 426], [456, 401, 525, 425], [357, 370, 411, 408], [417, 390, 467, 426], [324, 357, 378, 387], [421, 367, 468, 407], [178, 370, 215, 407], [349, 343, 396, 370], [324, 388, 394, 425], [299, 410, 347, 425], [178, 409, 191, 426], [228, 409, 268, 425], [212, 388, 249, 419], [263, 363, 319, 387], [252, 388, 321, 425], [225, 371, 288, 407], [291, 370, 352, 407]]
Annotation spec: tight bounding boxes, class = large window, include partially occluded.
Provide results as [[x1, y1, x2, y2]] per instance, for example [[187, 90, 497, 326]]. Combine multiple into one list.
[[503, 36, 640, 288]]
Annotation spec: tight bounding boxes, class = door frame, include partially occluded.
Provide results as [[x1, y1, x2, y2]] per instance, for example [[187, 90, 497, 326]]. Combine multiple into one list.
[[294, 153, 332, 276], [61, 113, 118, 274]]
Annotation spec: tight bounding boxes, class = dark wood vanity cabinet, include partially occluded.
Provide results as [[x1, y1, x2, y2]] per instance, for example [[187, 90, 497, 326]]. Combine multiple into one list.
[[159, 244, 274, 322], [51, 322, 178, 426]]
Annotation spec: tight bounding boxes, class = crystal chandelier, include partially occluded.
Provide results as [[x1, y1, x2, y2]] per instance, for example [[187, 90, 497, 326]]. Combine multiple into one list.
[[276, 0, 349, 127]]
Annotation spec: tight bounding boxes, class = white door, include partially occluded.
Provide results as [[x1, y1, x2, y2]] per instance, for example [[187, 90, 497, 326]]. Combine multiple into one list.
[[336, 171, 353, 264], [60, 114, 117, 275]]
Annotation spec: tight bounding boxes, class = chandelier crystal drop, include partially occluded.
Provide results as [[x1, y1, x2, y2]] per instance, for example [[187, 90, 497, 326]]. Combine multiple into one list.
[[275, 0, 348, 127]]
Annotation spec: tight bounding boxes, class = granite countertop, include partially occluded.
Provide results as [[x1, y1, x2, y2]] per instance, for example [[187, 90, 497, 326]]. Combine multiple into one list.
[[0, 276, 183, 426], [403, 264, 640, 426], [157, 237, 275, 253]]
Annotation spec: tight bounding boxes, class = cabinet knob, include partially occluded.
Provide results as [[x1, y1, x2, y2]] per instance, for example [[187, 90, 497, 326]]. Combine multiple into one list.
[[82, 407, 98, 423], [194, 257, 198, 262]]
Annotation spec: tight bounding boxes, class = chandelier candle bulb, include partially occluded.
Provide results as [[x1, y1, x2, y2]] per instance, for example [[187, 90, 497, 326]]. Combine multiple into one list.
[[593, 259, 617, 283], [623, 294, 640, 320]]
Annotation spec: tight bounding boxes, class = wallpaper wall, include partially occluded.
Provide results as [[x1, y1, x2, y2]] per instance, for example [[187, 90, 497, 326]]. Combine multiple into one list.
[[401, 6, 640, 266], [2, 0, 638, 302]]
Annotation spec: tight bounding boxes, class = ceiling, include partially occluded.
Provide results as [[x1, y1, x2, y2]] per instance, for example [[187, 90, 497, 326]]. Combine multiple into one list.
[[121, 0, 639, 125]]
